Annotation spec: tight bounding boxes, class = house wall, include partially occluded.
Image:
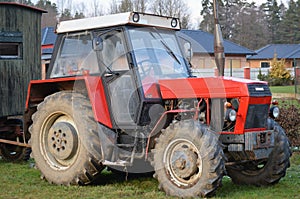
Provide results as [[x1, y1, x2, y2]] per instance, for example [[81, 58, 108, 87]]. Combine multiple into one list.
[[248, 59, 298, 68], [41, 59, 50, 80], [0, 4, 43, 117], [191, 54, 214, 69], [191, 53, 249, 69]]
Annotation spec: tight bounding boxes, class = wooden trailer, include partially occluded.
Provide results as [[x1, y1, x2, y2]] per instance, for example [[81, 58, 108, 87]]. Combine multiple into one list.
[[0, 2, 46, 161]]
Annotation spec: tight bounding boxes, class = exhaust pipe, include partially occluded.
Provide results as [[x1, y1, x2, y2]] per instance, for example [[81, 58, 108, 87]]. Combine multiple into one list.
[[213, 0, 225, 76], [210, 0, 225, 132]]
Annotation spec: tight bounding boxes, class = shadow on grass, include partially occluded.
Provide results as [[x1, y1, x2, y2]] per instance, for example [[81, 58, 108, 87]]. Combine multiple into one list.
[[216, 176, 261, 198], [90, 168, 155, 186]]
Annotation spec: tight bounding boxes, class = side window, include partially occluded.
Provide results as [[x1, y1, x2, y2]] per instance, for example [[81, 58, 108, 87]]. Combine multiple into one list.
[[0, 43, 22, 59], [51, 32, 99, 78], [98, 30, 129, 71], [0, 31, 23, 59]]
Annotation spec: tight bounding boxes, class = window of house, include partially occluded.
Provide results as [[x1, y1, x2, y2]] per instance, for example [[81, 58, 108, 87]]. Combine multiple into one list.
[[0, 43, 22, 58], [292, 60, 298, 67], [261, 62, 270, 68]]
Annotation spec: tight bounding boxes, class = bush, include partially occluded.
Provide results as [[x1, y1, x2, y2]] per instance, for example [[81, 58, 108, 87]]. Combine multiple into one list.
[[276, 100, 300, 147], [269, 56, 292, 86], [257, 69, 269, 82], [257, 56, 292, 86]]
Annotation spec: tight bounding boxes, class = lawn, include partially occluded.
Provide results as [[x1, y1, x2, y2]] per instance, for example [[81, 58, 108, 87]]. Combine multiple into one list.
[[270, 85, 300, 108], [270, 85, 296, 94], [0, 153, 299, 199]]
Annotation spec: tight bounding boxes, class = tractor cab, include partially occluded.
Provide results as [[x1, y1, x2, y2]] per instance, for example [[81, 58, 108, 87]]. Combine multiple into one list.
[[48, 12, 191, 129]]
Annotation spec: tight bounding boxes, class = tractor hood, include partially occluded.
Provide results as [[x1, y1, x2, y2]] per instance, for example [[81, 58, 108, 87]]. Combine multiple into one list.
[[158, 76, 272, 99]]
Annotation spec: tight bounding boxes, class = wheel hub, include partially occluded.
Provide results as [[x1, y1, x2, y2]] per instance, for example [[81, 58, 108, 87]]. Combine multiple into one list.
[[171, 145, 198, 179], [48, 122, 78, 161]]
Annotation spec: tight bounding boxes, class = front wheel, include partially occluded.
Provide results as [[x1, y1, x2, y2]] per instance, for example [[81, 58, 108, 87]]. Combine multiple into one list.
[[226, 119, 291, 185], [30, 91, 104, 185], [152, 120, 224, 198]]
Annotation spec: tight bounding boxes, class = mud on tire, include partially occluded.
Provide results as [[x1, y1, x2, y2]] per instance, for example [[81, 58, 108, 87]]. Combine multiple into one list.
[[151, 119, 225, 198], [29, 91, 104, 185]]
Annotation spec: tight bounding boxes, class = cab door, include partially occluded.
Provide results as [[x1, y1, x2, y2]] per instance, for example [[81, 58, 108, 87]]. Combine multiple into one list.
[[95, 29, 140, 128]]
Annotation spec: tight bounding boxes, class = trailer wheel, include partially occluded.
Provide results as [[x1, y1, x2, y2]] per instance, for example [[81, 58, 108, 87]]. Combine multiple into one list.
[[152, 120, 224, 198], [226, 119, 291, 186], [30, 91, 104, 185], [0, 119, 30, 162], [0, 144, 30, 162]]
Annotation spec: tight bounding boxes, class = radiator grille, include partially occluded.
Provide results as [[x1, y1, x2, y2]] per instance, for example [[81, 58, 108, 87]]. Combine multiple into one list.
[[245, 104, 269, 129]]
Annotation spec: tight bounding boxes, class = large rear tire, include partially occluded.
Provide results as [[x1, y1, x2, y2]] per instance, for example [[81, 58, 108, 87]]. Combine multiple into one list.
[[30, 91, 105, 185], [152, 120, 224, 198], [226, 119, 291, 186]]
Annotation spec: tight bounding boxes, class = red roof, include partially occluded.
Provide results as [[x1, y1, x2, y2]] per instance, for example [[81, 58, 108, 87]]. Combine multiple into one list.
[[0, 2, 47, 13]]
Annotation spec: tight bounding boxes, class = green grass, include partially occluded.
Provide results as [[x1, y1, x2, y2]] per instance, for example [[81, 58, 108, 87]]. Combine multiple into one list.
[[0, 153, 299, 199], [269, 85, 300, 108], [270, 85, 296, 94], [277, 98, 300, 109]]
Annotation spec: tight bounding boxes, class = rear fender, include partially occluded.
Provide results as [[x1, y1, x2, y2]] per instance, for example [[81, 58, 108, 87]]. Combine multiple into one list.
[[24, 76, 112, 135]]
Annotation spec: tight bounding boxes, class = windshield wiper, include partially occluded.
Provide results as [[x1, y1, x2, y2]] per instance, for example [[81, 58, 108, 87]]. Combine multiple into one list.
[[150, 30, 181, 65], [160, 39, 181, 65]]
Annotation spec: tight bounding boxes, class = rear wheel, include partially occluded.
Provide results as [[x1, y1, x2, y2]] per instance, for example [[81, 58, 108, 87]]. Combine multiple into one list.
[[226, 119, 291, 185], [30, 91, 104, 185], [152, 120, 224, 198]]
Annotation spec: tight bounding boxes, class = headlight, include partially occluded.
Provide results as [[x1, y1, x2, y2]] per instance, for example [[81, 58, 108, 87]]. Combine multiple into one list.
[[171, 18, 178, 27], [132, 12, 140, 22], [226, 108, 237, 122], [270, 106, 280, 118]]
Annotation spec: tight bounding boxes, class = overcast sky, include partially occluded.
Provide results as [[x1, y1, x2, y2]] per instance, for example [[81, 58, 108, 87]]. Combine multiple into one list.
[[68, 0, 288, 25], [33, 0, 289, 28]]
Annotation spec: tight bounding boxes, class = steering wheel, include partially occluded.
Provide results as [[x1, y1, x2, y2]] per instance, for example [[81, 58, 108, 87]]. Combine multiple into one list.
[[137, 59, 157, 79]]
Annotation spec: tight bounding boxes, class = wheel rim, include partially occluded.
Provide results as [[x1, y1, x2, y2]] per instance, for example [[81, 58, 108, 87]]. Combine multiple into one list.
[[164, 138, 203, 188], [40, 112, 79, 169]]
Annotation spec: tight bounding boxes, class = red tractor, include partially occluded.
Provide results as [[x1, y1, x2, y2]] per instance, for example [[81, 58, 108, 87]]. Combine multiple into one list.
[[24, 11, 291, 198]]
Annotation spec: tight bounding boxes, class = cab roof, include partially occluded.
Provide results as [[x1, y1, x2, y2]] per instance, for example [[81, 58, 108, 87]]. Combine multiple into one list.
[[56, 12, 181, 34]]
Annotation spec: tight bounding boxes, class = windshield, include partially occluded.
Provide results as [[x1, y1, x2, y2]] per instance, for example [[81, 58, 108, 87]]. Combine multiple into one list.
[[128, 27, 189, 80]]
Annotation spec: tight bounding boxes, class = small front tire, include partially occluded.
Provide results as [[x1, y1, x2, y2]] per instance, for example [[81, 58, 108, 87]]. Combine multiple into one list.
[[152, 120, 224, 198], [226, 119, 291, 185]]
